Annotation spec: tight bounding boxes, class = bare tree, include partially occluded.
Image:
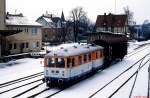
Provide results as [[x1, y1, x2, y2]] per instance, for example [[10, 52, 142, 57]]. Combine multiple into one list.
[[124, 6, 136, 26], [70, 7, 87, 42]]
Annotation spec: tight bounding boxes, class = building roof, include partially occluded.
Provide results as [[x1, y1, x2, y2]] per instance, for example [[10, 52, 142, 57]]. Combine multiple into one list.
[[36, 13, 66, 28], [51, 17, 61, 23], [85, 32, 128, 44], [43, 17, 53, 23], [45, 43, 103, 57], [6, 13, 42, 27], [96, 13, 127, 27], [0, 30, 22, 36]]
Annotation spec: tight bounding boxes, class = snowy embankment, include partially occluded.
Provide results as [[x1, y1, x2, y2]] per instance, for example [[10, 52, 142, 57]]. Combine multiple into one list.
[[0, 43, 79, 84], [0, 58, 43, 84], [128, 40, 150, 53], [0, 41, 150, 98], [50, 45, 150, 98]]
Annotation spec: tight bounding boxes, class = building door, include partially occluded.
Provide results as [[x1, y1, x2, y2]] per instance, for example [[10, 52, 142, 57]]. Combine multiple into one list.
[[20, 43, 24, 53]]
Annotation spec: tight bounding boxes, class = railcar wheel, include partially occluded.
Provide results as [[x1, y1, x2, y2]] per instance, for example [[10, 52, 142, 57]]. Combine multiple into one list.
[[58, 79, 64, 85], [46, 81, 51, 87]]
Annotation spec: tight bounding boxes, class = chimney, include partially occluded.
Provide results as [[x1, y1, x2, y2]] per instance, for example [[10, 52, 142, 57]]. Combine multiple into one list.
[[46, 11, 48, 16], [19, 13, 23, 17], [109, 13, 112, 16]]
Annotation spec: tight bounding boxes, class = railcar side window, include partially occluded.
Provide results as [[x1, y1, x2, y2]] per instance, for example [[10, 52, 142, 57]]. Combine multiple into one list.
[[78, 56, 82, 65], [72, 58, 75, 67], [92, 52, 96, 60], [101, 50, 103, 57], [88, 53, 91, 61], [56, 58, 65, 68], [96, 52, 98, 59], [67, 58, 71, 68], [84, 54, 87, 63], [47, 58, 65, 68], [97, 51, 100, 58], [47, 58, 55, 67], [55, 58, 58, 63]]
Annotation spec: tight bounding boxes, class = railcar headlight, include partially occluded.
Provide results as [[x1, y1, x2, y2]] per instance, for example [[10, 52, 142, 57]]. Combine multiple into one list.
[[51, 70, 54, 73], [56, 70, 59, 73]]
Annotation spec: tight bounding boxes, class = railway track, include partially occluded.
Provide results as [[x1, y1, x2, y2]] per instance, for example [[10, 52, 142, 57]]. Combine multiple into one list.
[[26, 71, 106, 98], [129, 54, 146, 98], [6, 82, 66, 98], [89, 52, 150, 98], [148, 62, 150, 97], [0, 78, 42, 94], [0, 72, 43, 88], [31, 46, 150, 98], [42, 51, 150, 98], [108, 58, 150, 98], [44, 88, 66, 98], [125, 44, 150, 58], [11, 82, 44, 98], [27, 88, 51, 98], [25, 87, 65, 98], [0, 72, 66, 98], [0, 44, 149, 98]]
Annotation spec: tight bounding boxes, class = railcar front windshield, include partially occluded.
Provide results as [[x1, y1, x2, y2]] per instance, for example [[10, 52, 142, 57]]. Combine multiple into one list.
[[47, 58, 65, 68]]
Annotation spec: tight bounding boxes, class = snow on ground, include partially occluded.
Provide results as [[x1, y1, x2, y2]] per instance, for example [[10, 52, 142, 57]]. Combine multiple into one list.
[[0, 75, 43, 93], [113, 58, 150, 98], [0, 80, 42, 98], [51, 46, 150, 98], [128, 40, 150, 53], [0, 41, 150, 98], [0, 58, 44, 84]]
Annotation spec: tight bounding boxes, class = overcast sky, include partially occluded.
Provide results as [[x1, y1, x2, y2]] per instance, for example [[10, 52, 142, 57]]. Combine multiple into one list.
[[6, 0, 150, 24]]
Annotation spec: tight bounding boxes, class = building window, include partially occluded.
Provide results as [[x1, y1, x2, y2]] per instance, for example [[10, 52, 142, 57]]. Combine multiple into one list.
[[14, 43, 17, 49], [32, 42, 36, 48], [26, 42, 29, 48], [21, 43, 25, 49], [9, 44, 12, 50], [24, 28, 28, 32], [17, 28, 20, 30], [31, 28, 37, 35]]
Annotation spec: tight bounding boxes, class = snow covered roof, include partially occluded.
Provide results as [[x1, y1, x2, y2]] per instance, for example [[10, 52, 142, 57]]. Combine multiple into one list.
[[43, 17, 53, 23], [45, 43, 103, 57], [36, 14, 64, 28], [6, 13, 42, 27]]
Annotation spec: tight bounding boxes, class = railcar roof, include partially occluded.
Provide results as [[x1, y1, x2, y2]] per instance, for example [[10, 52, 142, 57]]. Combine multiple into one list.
[[45, 43, 103, 57]]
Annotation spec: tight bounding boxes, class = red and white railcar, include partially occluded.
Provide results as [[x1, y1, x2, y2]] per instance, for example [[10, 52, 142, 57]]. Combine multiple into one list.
[[43, 43, 104, 87]]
